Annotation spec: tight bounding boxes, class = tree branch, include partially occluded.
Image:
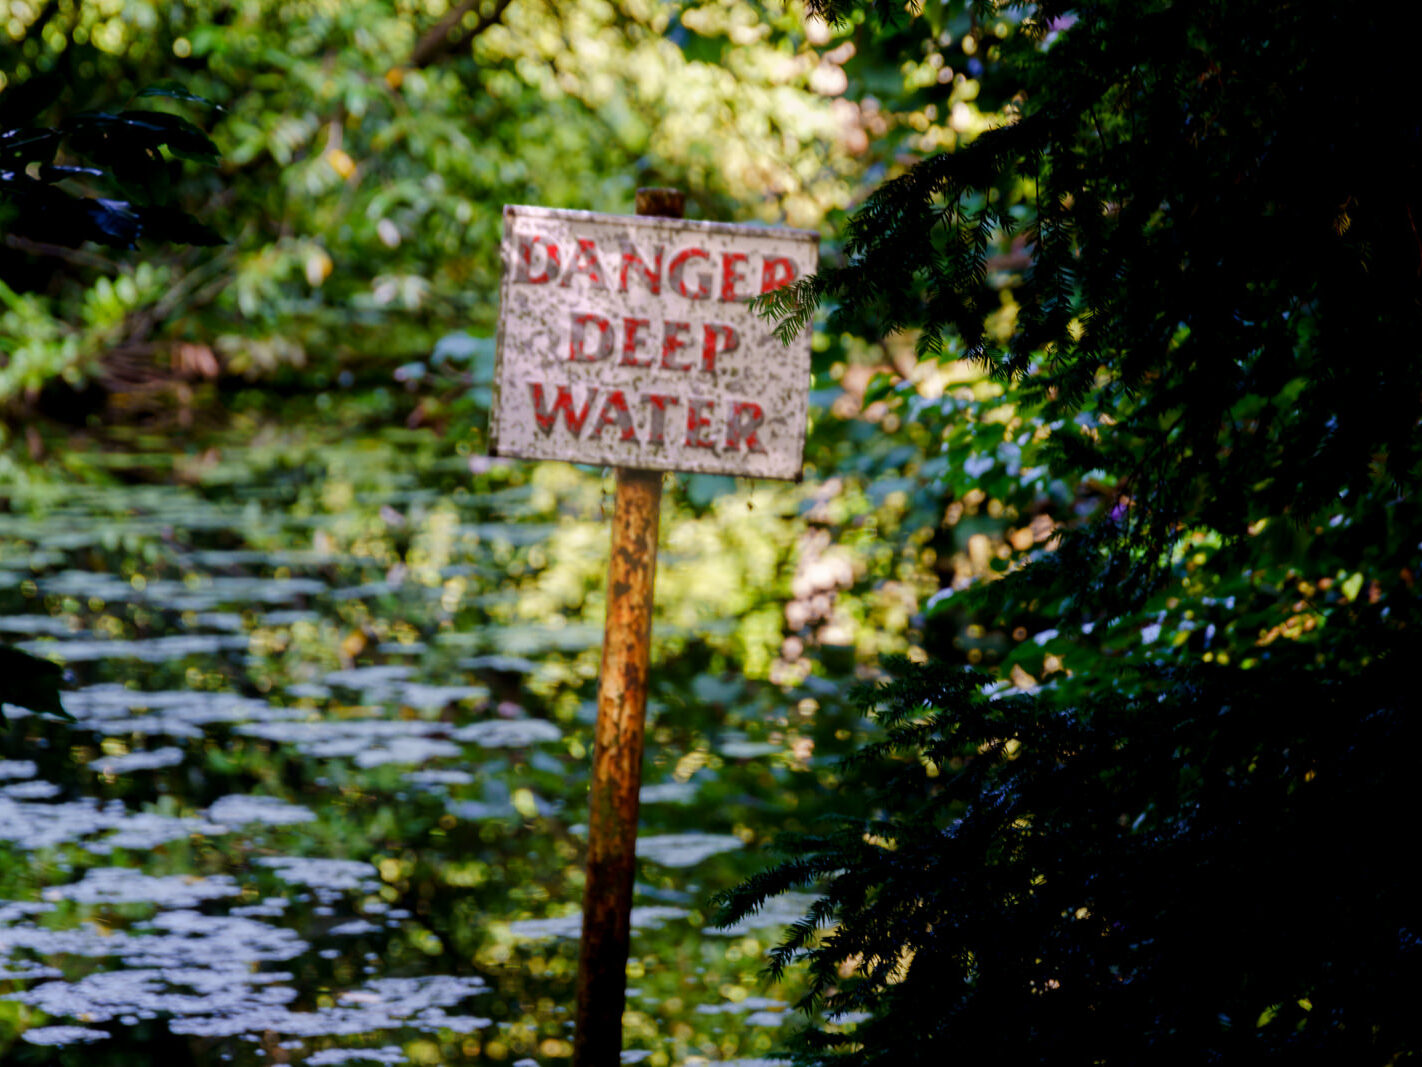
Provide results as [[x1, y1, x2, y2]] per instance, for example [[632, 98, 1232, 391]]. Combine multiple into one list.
[[410, 0, 516, 69], [3, 233, 119, 272]]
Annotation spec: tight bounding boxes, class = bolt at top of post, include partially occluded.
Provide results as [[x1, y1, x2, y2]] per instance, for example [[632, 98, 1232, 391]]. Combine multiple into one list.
[[635, 188, 685, 219]]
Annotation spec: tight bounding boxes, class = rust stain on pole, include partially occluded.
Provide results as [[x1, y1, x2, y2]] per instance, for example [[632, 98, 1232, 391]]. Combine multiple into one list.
[[571, 189, 677, 1067]]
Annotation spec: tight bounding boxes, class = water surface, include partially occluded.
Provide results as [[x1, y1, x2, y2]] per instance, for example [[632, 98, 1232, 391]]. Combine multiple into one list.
[[1, 420, 876, 1065]]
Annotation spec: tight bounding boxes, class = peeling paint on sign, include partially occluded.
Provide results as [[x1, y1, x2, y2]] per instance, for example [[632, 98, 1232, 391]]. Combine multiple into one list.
[[490, 205, 818, 480]]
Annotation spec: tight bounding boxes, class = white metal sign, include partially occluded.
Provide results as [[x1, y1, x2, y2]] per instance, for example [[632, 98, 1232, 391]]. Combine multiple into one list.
[[490, 205, 818, 480]]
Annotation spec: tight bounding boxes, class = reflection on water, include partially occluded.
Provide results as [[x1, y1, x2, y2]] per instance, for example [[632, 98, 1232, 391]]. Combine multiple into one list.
[[0, 426, 874, 1064]]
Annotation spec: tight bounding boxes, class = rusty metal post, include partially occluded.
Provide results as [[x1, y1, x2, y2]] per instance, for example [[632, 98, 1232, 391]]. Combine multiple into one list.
[[571, 188, 683, 1067]]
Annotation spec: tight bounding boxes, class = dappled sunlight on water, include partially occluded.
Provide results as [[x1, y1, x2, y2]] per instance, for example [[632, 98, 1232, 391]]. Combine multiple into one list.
[[0, 426, 885, 1064]]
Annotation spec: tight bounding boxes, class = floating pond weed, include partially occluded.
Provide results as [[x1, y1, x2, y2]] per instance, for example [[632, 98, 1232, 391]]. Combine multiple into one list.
[[0, 421, 894, 1063]]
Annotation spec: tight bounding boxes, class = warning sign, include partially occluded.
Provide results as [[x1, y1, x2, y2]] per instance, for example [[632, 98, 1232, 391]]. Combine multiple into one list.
[[490, 205, 818, 480]]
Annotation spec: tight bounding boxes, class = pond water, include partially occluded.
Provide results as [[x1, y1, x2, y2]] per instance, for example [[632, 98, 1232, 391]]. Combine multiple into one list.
[[0, 415, 882, 1066]]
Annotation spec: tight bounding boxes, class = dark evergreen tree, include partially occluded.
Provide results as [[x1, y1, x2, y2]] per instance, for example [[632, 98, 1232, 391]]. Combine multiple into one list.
[[720, 1, 1422, 1062]]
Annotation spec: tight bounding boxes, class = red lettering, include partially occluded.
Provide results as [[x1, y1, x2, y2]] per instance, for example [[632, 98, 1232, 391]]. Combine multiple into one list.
[[590, 390, 637, 441], [701, 323, 739, 373], [724, 401, 767, 453], [760, 256, 798, 294], [668, 247, 712, 299], [661, 321, 693, 371], [568, 312, 614, 362], [559, 238, 607, 288], [685, 397, 716, 449], [618, 243, 663, 295], [529, 382, 598, 436], [720, 252, 749, 302], [642, 393, 679, 445], [515, 235, 560, 284], [620, 318, 652, 367]]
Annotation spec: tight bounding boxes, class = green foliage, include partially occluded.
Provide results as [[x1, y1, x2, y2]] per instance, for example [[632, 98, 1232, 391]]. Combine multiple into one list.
[[721, 650, 1420, 1064], [776, 0, 1421, 577], [0, 0, 879, 407], [724, 0, 1422, 1062], [0, 88, 221, 249], [0, 75, 223, 403]]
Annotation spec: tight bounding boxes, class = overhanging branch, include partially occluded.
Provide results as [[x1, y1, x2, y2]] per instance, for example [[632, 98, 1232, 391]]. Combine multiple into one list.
[[410, 0, 516, 69]]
